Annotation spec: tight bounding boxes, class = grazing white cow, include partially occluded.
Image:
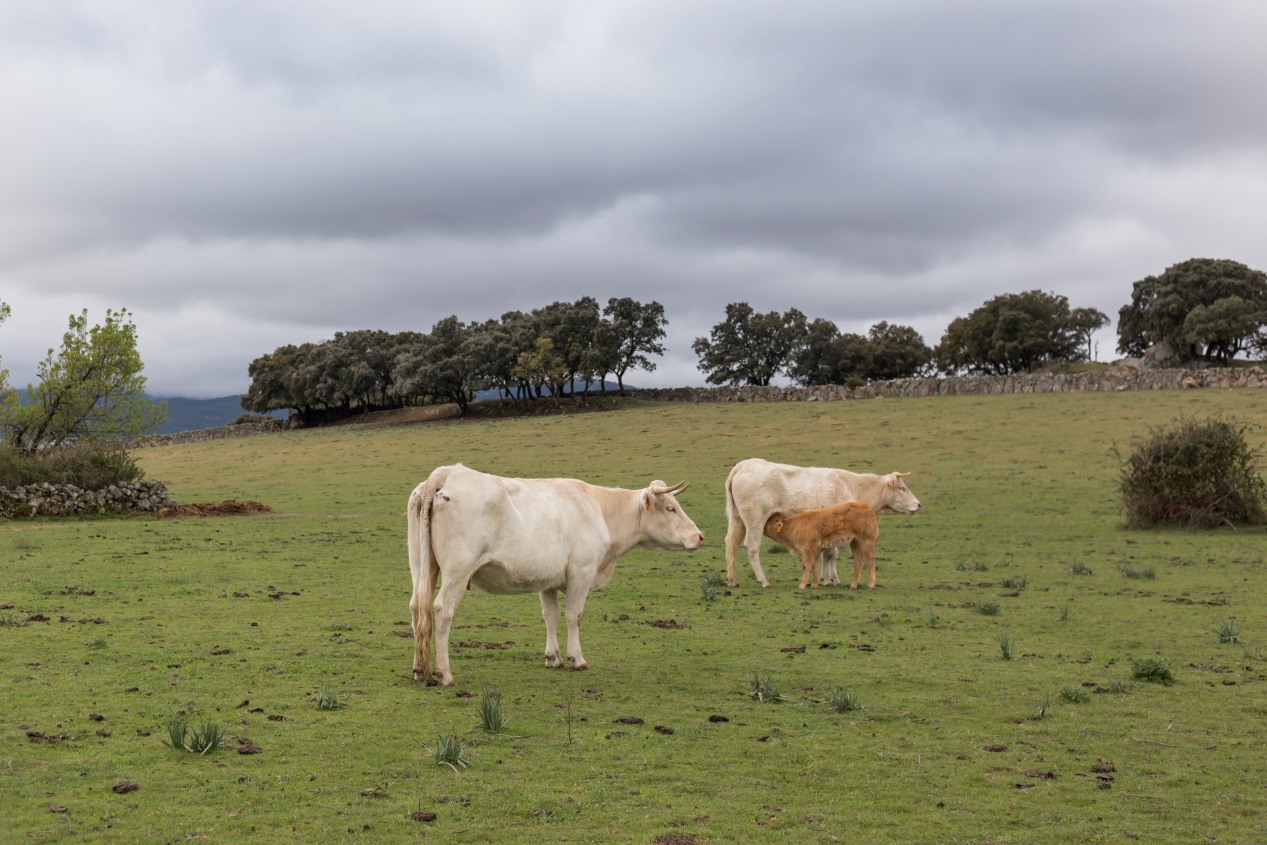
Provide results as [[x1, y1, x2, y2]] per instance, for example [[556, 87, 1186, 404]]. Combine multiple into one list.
[[409, 464, 704, 686], [724, 458, 920, 588]]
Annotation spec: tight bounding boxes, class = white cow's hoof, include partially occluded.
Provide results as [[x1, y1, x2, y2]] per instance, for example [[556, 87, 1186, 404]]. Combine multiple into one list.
[[544, 654, 564, 669], [570, 659, 589, 671], [760, 581, 772, 589]]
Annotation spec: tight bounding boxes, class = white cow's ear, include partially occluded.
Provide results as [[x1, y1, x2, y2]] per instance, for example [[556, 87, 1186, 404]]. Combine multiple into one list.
[[641, 489, 653, 511], [887, 476, 894, 488]]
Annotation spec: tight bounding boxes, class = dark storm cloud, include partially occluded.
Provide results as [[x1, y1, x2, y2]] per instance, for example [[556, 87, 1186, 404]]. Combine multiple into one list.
[[2, 1, 1266, 396]]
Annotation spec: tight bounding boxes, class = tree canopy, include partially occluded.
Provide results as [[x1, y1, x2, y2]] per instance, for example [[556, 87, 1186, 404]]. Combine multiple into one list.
[[2, 308, 166, 451], [790, 319, 931, 386], [241, 297, 669, 422], [1117, 258, 1267, 364], [692, 303, 808, 386], [934, 290, 1105, 375]]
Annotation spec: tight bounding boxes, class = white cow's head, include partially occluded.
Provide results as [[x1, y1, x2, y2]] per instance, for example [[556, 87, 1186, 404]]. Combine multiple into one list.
[[638, 480, 705, 551], [877, 472, 921, 515]]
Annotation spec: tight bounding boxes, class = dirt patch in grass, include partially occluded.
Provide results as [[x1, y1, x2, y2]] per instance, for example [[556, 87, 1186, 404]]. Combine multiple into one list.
[[150, 501, 273, 518]]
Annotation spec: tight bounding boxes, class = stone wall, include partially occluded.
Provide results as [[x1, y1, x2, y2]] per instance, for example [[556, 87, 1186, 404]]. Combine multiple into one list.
[[0, 480, 174, 519], [133, 420, 286, 449], [627, 366, 1267, 403]]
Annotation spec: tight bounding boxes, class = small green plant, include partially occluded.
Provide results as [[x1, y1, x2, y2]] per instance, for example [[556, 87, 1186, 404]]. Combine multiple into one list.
[[1119, 563, 1156, 579], [973, 561, 990, 572], [314, 689, 344, 710], [164, 717, 225, 754], [1243, 646, 1265, 661], [826, 687, 863, 713], [1214, 618, 1241, 644], [1107, 679, 1133, 694], [425, 735, 470, 772], [1001, 574, 1028, 590], [0, 614, 29, 628], [1058, 604, 1072, 621], [1131, 657, 1174, 684], [1069, 561, 1094, 576], [997, 634, 1014, 660], [1059, 685, 1089, 704], [1033, 698, 1055, 720], [699, 573, 724, 603], [952, 559, 969, 571], [87, 636, 107, 649], [475, 690, 509, 734], [747, 671, 789, 703], [926, 608, 938, 628], [976, 601, 1000, 616]]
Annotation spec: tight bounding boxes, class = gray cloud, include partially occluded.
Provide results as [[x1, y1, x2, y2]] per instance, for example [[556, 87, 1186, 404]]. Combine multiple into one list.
[[2, 1, 1265, 397]]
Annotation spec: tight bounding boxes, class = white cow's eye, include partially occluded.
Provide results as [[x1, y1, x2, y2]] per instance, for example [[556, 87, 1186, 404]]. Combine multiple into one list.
[[666, 506, 676, 513]]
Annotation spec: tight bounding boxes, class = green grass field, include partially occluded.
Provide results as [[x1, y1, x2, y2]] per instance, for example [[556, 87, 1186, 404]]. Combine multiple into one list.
[[3, 390, 1266, 844]]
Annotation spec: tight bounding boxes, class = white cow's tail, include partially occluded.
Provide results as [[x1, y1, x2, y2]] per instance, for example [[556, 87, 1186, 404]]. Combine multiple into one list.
[[408, 475, 442, 682]]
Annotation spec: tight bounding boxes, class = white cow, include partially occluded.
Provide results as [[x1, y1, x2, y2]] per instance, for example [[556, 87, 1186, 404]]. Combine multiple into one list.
[[409, 464, 704, 686], [724, 458, 920, 588]]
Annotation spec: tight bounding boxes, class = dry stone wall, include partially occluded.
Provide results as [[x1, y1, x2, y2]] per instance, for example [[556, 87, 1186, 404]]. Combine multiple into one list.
[[627, 366, 1267, 403], [0, 480, 174, 519], [134, 420, 285, 448]]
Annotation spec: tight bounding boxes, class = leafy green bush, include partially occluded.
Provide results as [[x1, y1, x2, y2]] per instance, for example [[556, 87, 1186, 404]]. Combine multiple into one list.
[[0, 443, 144, 489], [1118, 416, 1267, 528]]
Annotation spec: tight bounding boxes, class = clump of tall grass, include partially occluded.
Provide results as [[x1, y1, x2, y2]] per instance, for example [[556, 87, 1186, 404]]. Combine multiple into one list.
[[1001, 574, 1028, 590], [826, 687, 863, 713], [1069, 561, 1094, 576], [425, 735, 471, 771], [475, 690, 510, 734], [997, 634, 1014, 660], [926, 608, 938, 628], [1059, 685, 1089, 704], [699, 573, 724, 603], [1131, 658, 1174, 684], [747, 671, 790, 703], [314, 689, 344, 710], [976, 601, 1000, 616], [164, 717, 226, 754], [1118, 563, 1156, 580], [1214, 618, 1241, 644]]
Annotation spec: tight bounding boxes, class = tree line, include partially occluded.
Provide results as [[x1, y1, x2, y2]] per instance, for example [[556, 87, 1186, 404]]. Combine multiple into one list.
[[2, 256, 1263, 447], [240, 297, 668, 424]]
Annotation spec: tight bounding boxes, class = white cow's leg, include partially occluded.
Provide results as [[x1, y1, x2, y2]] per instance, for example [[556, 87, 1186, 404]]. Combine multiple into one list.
[[540, 589, 564, 668], [743, 531, 771, 588], [724, 517, 746, 587], [563, 585, 591, 669], [431, 578, 467, 686], [821, 547, 841, 586]]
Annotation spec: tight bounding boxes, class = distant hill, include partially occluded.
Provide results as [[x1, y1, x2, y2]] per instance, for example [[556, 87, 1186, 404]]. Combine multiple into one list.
[[150, 395, 286, 434]]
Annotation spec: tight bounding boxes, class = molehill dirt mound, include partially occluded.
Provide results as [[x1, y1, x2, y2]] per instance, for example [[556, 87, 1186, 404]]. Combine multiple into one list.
[[152, 501, 273, 518]]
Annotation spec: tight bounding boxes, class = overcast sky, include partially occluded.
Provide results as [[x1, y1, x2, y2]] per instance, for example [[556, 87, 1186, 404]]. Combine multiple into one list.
[[3, 1, 1265, 398]]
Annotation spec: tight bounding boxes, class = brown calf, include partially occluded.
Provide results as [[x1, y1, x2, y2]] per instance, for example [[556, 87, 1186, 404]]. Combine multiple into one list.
[[763, 501, 879, 590]]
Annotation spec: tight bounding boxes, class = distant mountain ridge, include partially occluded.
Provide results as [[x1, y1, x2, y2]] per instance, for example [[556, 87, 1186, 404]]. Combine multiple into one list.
[[14, 383, 629, 435]]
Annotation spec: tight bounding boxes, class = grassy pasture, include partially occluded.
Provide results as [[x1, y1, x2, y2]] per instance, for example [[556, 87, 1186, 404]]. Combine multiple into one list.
[[3, 390, 1267, 844]]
